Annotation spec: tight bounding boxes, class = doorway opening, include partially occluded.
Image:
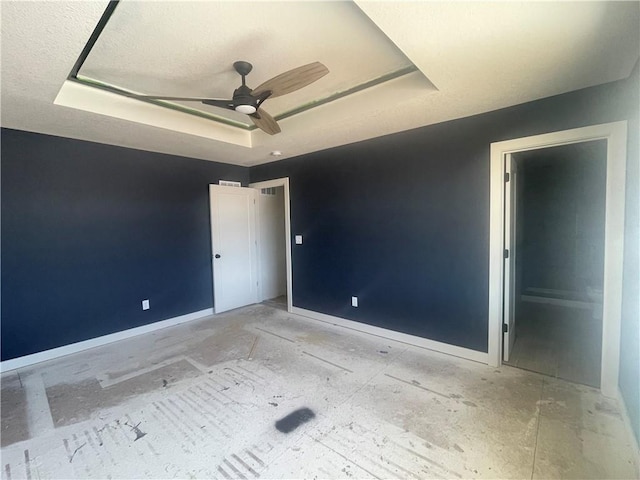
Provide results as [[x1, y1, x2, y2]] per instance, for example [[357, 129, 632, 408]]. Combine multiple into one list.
[[250, 178, 293, 313], [488, 121, 627, 397], [209, 178, 292, 315], [503, 141, 607, 387]]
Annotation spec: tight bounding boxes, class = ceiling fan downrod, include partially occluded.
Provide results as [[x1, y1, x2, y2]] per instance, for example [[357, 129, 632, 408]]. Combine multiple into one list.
[[232, 61, 257, 114]]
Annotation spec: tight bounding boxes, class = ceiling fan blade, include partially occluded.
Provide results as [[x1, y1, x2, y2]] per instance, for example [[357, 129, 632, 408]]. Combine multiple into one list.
[[250, 108, 281, 135], [201, 99, 235, 109], [251, 62, 329, 98], [134, 95, 220, 102]]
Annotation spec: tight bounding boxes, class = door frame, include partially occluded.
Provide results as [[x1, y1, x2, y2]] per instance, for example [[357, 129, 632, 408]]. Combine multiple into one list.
[[487, 121, 627, 397], [502, 153, 518, 362], [249, 177, 293, 313]]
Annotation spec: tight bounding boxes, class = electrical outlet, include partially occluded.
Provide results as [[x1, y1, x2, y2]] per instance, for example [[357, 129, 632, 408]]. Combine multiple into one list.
[[295, 235, 303, 245], [351, 296, 358, 308], [142, 299, 150, 310]]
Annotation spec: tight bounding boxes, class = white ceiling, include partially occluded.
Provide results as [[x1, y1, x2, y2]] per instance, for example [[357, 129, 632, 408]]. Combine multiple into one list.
[[2, 1, 638, 167]]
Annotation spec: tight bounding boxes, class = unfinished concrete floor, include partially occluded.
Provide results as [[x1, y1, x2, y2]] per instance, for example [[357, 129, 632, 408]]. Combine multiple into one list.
[[505, 301, 603, 387], [1, 304, 638, 479]]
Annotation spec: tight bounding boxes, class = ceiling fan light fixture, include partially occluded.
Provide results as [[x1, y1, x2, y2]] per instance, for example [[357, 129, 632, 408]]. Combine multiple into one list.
[[235, 104, 257, 114]]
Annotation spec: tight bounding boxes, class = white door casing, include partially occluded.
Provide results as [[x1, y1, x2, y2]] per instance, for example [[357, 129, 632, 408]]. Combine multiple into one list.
[[209, 184, 258, 314], [503, 154, 517, 362], [488, 121, 627, 397]]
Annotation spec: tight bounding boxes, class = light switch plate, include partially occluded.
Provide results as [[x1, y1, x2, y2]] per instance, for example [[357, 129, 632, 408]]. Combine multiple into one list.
[[295, 235, 303, 245]]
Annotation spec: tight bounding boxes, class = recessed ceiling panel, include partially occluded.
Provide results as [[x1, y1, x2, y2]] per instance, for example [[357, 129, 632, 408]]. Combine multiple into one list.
[[78, 1, 423, 126]]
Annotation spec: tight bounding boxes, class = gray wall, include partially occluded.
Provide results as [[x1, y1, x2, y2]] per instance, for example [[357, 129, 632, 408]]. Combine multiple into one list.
[[515, 141, 607, 297]]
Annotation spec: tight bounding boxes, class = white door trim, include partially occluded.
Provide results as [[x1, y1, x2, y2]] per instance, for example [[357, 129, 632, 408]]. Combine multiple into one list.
[[488, 121, 627, 397], [503, 153, 517, 362], [249, 177, 293, 313]]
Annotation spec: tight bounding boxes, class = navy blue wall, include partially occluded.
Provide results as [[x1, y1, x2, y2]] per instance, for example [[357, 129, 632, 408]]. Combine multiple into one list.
[[1, 130, 248, 361], [251, 67, 639, 438], [258, 126, 491, 351]]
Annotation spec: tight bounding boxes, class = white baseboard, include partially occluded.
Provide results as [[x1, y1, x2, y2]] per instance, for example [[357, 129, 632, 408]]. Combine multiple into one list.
[[290, 307, 488, 364], [618, 387, 640, 456], [0, 308, 214, 372]]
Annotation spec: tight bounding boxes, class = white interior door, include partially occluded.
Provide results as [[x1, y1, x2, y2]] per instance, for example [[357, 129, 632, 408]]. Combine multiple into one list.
[[209, 185, 258, 314], [503, 154, 517, 361]]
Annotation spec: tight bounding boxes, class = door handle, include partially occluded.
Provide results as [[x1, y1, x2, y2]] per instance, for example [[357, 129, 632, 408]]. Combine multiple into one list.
[[214, 254, 221, 259]]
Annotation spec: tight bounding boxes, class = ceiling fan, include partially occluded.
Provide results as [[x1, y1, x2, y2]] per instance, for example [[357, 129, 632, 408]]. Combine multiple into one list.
[[134, 61, 329, 135]]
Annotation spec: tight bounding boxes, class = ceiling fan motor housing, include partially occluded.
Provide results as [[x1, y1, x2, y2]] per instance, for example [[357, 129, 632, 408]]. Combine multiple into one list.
[[232, 86, 273, 115], [233, 85, 257, 113]]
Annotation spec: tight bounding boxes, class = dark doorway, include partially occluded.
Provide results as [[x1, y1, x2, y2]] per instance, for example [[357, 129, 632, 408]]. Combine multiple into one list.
[[505, 140, 607, 387]]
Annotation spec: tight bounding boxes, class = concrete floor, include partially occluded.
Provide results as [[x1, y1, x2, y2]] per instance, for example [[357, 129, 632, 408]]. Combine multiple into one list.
[[1, 304, 637, 479], [505, 300, 602, 387]]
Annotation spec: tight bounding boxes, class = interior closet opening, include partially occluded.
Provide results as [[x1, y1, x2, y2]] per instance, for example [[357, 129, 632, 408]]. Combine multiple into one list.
[[504, 140, 607, 387]]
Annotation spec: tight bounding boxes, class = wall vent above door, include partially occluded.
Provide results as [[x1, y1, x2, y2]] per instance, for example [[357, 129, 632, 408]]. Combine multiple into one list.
[[219, 180, 241, 187]]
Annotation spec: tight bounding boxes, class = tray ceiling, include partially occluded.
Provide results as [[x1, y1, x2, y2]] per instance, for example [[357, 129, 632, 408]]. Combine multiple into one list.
[[2, 1, 638, 166], [76, 1, 424, 128]]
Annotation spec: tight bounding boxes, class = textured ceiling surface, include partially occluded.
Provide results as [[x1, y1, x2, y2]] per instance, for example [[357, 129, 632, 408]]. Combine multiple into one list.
[[79, 1, 420, 125], [1, 1, 639, 166]]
